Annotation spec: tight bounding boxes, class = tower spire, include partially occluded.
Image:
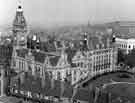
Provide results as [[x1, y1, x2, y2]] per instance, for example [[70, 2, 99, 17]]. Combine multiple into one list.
[[17, 0, 23, 12], [12, 0, 28, 49]]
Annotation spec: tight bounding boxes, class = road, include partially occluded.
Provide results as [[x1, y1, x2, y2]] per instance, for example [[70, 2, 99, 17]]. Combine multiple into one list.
[[100, 80, 135, 103], [102, 79, 135, 89]]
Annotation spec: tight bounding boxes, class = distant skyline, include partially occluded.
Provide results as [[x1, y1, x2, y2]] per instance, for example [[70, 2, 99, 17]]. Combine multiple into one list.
[[1, 0, 135, 27]]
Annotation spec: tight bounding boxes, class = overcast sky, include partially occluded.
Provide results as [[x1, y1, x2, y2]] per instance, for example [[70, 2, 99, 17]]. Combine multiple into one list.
[[1, 0, 135, 27]]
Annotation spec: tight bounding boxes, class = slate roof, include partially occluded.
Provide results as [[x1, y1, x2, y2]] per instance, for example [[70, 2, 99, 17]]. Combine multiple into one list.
[[49, 56, 60, 66], [16, 48, 28, 58], [32, 50, 46, 63], [16, 48, 59, 64]]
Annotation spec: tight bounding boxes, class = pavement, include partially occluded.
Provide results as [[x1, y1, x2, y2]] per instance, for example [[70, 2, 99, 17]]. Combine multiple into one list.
[[85, 72, 135, 103]]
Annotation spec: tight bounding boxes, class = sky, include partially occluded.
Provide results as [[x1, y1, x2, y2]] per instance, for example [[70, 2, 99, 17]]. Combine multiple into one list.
[[1, 0, 135, 27]]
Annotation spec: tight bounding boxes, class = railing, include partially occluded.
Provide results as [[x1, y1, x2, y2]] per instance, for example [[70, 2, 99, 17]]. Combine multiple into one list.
[[73, 68, 134, 87], [102, 81, 135, 89]]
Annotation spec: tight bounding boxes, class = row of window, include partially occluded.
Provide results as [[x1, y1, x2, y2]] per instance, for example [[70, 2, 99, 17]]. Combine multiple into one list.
[[119, 43, 135, 49], [95, 59, 111, 65], [14, 59, 44, 78], [94, 54, 111, 61], [93, 64, 111, 71], [75, 62, 88, 68], [10, 88, 54, 101], [93, 49, 112, 55], [56, 70, 72, 80]]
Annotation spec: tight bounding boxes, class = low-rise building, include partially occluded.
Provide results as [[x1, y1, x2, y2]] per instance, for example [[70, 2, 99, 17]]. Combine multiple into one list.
[[70, 35, 117, 85], [115, 37, 135, 54], [9, 72, 93, 103]]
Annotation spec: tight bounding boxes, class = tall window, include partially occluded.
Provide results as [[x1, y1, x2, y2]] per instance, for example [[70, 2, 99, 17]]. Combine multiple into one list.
[[49, 71, 53, 79], [19, 61, 21, 70], [129, 45, 131, 48], [66, 70, 69, 77], [22, 61, 24, 70], [28, 64, 32, 75], [35, 66, 41, 77], [74, 70, 76, 81], [57, 71, 61, 80], [12, 59, 16, 67]]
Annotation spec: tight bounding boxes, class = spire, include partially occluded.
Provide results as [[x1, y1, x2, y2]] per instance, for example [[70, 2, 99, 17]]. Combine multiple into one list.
[[81, 32, 89, 51], [17, 0, 23, 12], [13, 0, 27, 32]]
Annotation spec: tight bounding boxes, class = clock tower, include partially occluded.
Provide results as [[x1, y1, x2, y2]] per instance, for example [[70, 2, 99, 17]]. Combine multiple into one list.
[[12, 1, 28, 49]]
